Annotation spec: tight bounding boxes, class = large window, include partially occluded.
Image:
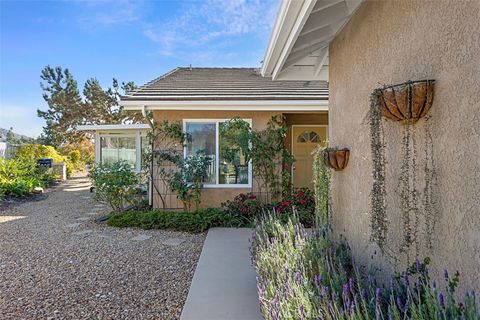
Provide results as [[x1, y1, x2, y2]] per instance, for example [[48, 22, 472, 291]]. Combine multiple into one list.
[[184, 119, 252, 187], [100, 136, 136, 167], [97, 132, 149, 172]]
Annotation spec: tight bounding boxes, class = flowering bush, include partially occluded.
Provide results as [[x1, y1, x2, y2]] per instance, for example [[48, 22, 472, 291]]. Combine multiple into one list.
[[252, 214, 478, 320], [275, 188, 315, 226], [90, 161, 142, 212], [16, 144, 74, 177], [221, 192, 263, 224], [222, 188, 316, 226]]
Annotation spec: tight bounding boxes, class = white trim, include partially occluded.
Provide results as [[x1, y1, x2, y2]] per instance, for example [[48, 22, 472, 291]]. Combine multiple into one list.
[[121, 100, 328, 112], [291, 124, 329, 187], [183, 118, 253, 189], [96, 132, 147, 173], [77, 124, 150, 131], [271, 0, 317, 80]]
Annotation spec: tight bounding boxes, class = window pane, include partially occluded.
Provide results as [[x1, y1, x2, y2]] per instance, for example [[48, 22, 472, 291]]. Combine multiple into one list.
[[117, 137, 136, 167], [219, 122, 249, 185], [186, 123, 216, 183], [100, 136, 136, 168], [100, 137, 118, 165]]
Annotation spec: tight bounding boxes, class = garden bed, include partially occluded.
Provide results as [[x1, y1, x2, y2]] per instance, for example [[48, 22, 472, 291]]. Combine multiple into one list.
[[107, 208, 251, 233], [251, 215, 479, 320]]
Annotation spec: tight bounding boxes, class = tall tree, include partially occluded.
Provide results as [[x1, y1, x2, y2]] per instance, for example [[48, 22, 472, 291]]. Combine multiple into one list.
[[37, 66, 85, 146], [37, 66, 143, 147]]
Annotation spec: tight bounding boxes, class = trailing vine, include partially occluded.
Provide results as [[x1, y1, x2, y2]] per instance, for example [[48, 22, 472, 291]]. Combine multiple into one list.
[[312, 145, 332, 231], [422, 116, 438, 249], [368, 81, 438, 262], [369, 89, 388, 252]]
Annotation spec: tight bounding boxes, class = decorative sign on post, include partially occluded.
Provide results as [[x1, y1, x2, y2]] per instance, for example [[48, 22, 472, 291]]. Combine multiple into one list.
[[37, 158, 53, 169]]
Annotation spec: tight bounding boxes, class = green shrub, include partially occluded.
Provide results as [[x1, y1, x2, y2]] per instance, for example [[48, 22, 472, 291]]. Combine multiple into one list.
[[90, 161, 141, 212], [0, 157, 57, 197], [108, 207, 249, 233], [68, 149, 84, 171], [252, 214, 478, 320]]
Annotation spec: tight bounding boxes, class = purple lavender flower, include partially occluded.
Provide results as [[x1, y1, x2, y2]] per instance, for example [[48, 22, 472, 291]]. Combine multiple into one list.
[[415, 259, 421, 272], [375, 288, 382, 305], [388, 306, 394, 320], [389, 277, 395, 291], [295, 271, 302, 284], [343, 283, 350, 300], [349, 277, 355, 293], [444, 269, 449, 280], [396, 297, 404, 313], [349, 300, 355, 314], [438, 293, 445, 308], [314, 274, 322, 285]]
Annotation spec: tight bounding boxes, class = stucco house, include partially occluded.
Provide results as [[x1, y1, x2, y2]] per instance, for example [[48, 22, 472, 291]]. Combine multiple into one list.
[[262, 0, 479, 295], [82, 67, 329, 209]]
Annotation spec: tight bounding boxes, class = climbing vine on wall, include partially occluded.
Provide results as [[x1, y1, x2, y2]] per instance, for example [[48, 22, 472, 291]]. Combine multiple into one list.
[[312, 144, 332, 231], [368, 80, 438, 261], [368, 89, 389, 252]]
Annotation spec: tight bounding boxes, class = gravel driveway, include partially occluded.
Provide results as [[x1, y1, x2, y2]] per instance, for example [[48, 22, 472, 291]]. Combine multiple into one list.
[[0, 173, 205, 320]]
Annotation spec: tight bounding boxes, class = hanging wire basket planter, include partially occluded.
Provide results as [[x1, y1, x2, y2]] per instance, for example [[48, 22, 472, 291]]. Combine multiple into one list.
[[379, 80, 435, 124]]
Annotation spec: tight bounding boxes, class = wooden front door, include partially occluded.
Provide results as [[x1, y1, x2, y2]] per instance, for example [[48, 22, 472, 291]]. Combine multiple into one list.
[[292, 126, 327, 189]]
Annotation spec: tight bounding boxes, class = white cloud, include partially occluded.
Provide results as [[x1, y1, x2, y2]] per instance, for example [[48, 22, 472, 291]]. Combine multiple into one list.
[[143, 0, 278, 55], [75, 0, 146, 29]]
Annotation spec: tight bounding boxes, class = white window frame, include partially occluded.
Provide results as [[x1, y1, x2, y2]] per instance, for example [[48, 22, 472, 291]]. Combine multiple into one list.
[[95, 131, 147, 173], [183, 119, 253, 188]]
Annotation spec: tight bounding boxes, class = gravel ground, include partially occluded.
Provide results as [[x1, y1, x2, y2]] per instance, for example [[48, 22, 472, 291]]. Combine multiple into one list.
[[0, 173, 206, 320]]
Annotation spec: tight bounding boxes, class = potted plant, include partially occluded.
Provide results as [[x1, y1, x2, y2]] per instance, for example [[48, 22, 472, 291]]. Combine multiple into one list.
[[379, 80, 435, 124]]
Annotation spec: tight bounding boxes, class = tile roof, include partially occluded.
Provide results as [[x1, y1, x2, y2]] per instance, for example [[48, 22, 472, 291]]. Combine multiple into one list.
[[121, 67, 328, 101]]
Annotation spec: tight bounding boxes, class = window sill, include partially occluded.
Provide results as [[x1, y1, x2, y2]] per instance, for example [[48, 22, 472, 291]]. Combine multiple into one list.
[[203, 184, 252, 189]]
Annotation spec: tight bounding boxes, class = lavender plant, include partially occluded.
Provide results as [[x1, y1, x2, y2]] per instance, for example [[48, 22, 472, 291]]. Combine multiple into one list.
[[252, 213, 478, 320]]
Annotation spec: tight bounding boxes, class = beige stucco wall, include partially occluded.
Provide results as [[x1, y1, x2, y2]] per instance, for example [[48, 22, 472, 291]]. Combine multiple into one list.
[[329, 0, 480, 294], [152, 110, 280, 208]]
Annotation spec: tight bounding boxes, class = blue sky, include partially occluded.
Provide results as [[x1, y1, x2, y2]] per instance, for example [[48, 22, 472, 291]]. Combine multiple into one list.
[[0, 0, 278, 137]]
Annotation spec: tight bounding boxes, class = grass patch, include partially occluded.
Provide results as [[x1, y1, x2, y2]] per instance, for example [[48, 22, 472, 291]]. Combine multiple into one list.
[[107, 208, 251, 233]]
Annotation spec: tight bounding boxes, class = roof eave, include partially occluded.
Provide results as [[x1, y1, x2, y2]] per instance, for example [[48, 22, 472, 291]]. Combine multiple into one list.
[[261, 0, 317, 79], [120, 99, 328, 112], [77, 124, 150, 131]]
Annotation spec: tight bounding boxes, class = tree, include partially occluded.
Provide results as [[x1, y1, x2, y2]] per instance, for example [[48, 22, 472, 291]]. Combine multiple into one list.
[[37, 66, 143, 147], [37, 66, 84, 146]]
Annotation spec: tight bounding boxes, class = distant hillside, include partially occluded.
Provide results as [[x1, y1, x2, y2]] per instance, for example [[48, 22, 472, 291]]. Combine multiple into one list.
[[0, 128, 35, 143]]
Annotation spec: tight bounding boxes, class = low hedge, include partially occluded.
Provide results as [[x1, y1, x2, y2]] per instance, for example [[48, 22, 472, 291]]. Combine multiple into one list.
[[107, 208, 251, 233]]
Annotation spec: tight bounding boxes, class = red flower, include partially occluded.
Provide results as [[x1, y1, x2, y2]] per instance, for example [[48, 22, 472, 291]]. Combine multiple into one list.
[[249, 194, 256, 199], [300, 199, 306, 204], [240, 206, 248, 214], [297, 191, 303, 196], [279, 201, 291, 207], [275, 208, 281, 214]]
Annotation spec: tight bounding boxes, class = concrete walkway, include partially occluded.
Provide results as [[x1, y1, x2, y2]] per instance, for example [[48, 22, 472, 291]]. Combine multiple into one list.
[[181, 228, 262, 320]]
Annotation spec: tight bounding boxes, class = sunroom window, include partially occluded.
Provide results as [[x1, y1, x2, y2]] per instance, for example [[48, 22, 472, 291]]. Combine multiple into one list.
[[100, 136, 136, 168], [185, 119, 252, 187]]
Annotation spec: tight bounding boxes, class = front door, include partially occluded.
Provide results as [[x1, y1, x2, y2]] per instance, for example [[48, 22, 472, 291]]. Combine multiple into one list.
[[292, 126, 327, 189]]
